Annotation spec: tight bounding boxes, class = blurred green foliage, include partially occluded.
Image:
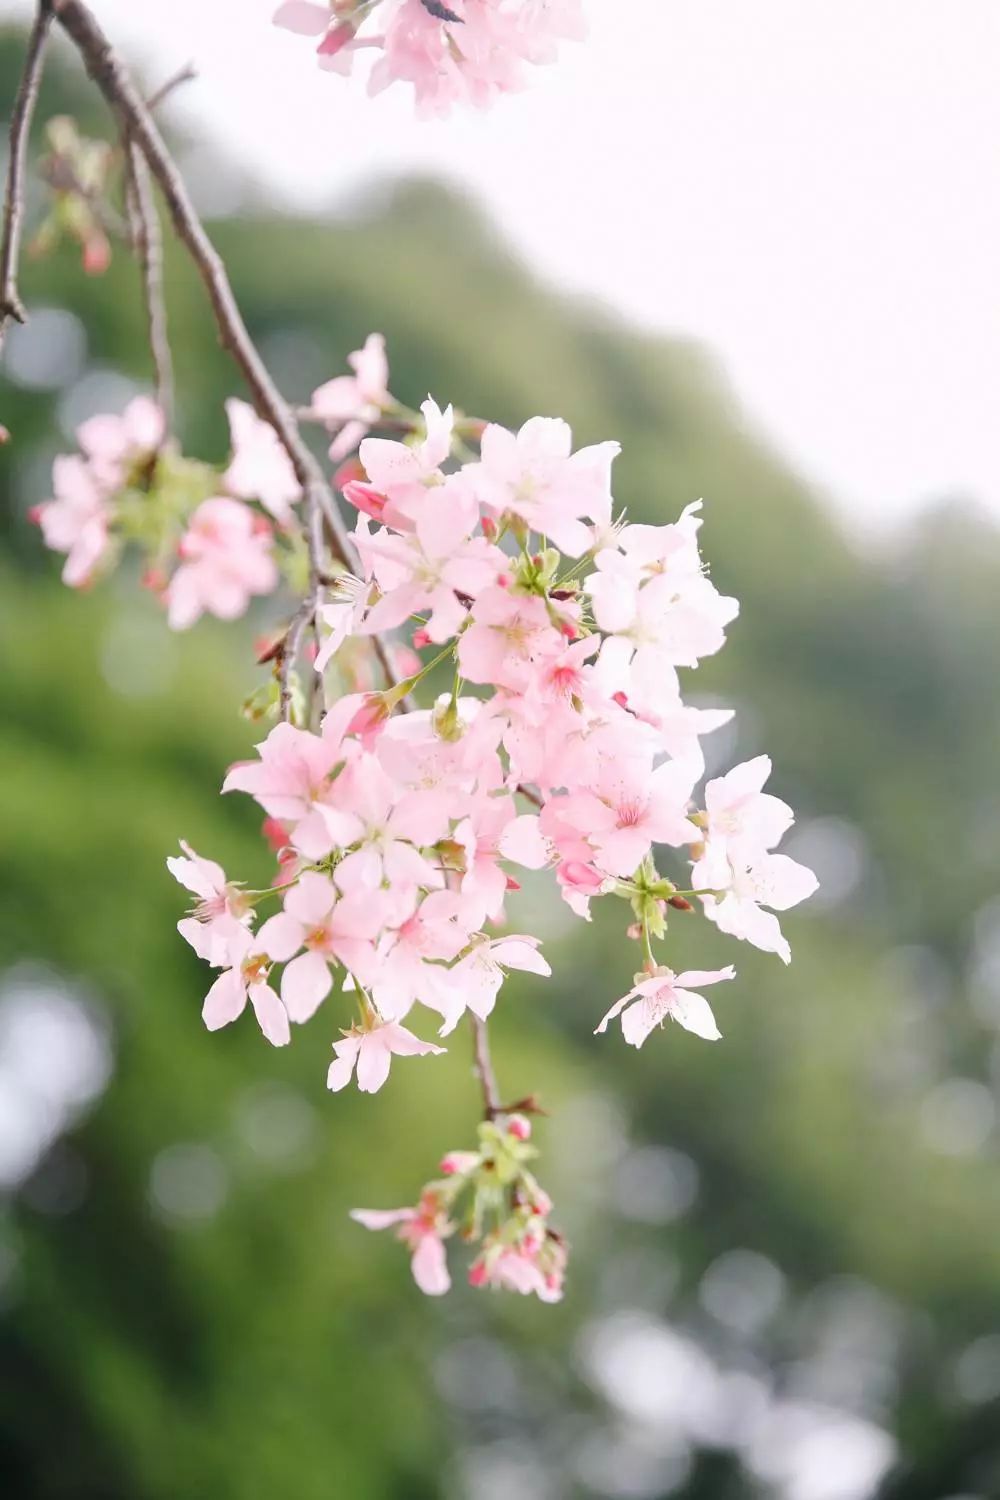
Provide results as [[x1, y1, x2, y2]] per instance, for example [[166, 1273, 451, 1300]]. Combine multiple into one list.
[[3, 22, 1000, 1500]]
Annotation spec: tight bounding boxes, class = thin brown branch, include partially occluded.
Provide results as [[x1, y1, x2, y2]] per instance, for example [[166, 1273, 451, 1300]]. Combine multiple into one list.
[[470, 1013, 502, 1119], [278, 491, 327, 723], [123, 137, 173, 427], [0, 1, 54, 351], [145, 61, 197, 114], [278, 598, 315, 724]]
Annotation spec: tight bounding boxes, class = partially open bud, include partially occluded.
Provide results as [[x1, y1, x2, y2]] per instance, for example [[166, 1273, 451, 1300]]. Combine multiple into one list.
[[439, 1150, 478, 1177], [342, 480, 387, 521], [317, 21, 355, 56], [347, 693, 391, 745]]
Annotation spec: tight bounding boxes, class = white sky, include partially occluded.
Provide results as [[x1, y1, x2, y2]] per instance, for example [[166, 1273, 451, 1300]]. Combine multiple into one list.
[[5, 0, 1000, 534]]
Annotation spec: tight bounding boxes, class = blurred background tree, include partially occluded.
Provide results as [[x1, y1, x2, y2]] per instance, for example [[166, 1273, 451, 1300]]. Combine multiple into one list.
[[3, 21, 1000, 1500]]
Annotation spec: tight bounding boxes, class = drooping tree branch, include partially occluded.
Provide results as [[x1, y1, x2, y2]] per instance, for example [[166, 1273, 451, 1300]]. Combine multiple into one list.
[[0, 1, 54, 351]]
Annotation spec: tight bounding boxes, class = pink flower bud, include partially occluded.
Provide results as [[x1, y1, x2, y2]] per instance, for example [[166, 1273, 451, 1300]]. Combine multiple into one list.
[[347, 693, 390, 744], [83, 231, 111, 277], [412, 627, 432, 650], [333, 456, 365, 491], [507, 1114, 531, 1141], [316, 21, 354, 56], [468, 1259, 489, 1288], [343, 480, 387, 521], [141, 566, 168, 593], [480, 516, 497, 540], [261, 817, 291, 854]]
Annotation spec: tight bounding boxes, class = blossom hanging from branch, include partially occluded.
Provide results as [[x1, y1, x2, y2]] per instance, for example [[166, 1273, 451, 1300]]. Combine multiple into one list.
[[272, 0, 587, 116], [5, 0, 818, 1305]]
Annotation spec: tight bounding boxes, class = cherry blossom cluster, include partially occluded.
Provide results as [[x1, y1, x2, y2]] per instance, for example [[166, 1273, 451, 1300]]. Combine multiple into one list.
[[33, 336, 400, 637], [36, 331, 817, 1300], [33, 393, 311, 628], [353, 1113, 566, 1299], [9, 1, 822, 1314], [273, 0, 585, 115]]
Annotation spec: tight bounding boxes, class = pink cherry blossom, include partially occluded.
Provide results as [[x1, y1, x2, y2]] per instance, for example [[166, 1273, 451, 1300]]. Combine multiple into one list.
[[439, 934, 551, 1033], [350, 1193, 452, 1296], [468, 415, 619, 556], [322, 751, 451, 891], [223, 703, 364, 858], [703, 755, 794, 856], [34, 455, 112, 587], [166, 497, 278, 630], [356, 484, 503, 642], [609, 661, 733, 768], [311, 332, 391, 460], [201, 926, 290, 1047], [366, 0, 586, 118], [284, 0, 587, 119], [451, 799, 550, 928], [356, 396, 455, 528], [371, 889, 470, 1021], [557, 756, 700, 878], [694, 847, 819, 964], [469, 1237, 565, 1302], [327, 1016, 445, 1093], [167, 840, 250, 966], [256, 872, 387, 1020], [596, 965, 736, 1046], [458, 586, 559, 688], [223, 398, 301, 524], [375, 695, 504, 802], [587, 502, 739, 673], [76, 395, 164, 489]]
